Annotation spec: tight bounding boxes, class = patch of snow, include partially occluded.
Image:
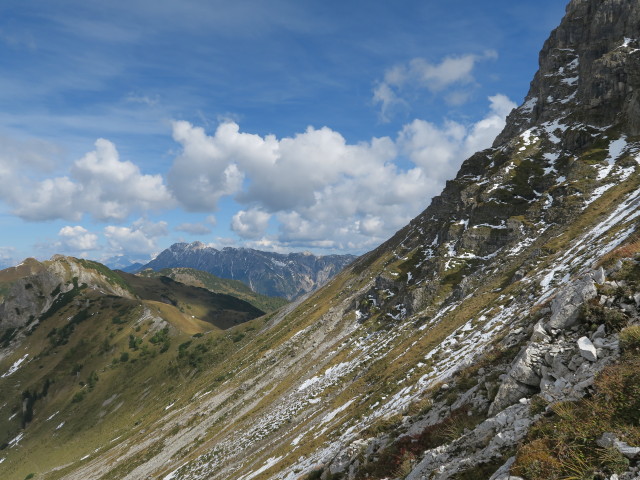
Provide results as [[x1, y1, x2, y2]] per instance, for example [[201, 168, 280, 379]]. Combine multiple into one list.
[[560, 91, 577, 104], [9, 433, 24, 447], [163, 470, 179, 480], [473, 222, 508, 230], [520, 97, 537, 114], [618, 166, 635, 182], [541, 120, 568, 144], [291, 433, 305, 446], [544, 152, 559, 163], [606, 137, 627, 165], [1, 354, 29, 378], [586, 184, 614, 206], [320, 399, 355, 425], [55, 422, 65, 430], [561, 76, 578, 86], [238, 456, 283, 480], [543, 193, 554, 210]]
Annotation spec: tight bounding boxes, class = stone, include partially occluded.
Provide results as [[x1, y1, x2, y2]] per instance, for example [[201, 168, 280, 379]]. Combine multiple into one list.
[[596, 432, 617, 448], [531, 321, 550, 343], [592, 267, 606, 284], [578, 337, 597, 362], [509, 348, 542, 386], [615, 441, 640, 460], [592, 324, 606, 340], [488, 456, 516, 480], [597, 433, 640, 460], [488, 377, 537, 417], [548, 277, 597, 330], [568, 354, 584, 371]]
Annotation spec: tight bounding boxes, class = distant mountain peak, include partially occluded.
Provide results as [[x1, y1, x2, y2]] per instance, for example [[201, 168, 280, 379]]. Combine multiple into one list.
[[138, 242, 356, 300]]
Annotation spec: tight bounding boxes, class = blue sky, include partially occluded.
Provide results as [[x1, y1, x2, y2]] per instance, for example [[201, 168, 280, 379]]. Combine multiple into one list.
[[0, 0, 568, 267]]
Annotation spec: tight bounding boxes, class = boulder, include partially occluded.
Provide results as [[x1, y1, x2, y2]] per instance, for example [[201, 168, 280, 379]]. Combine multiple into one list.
[[577, 337, 597, 362], [548, 277, 597, 330]]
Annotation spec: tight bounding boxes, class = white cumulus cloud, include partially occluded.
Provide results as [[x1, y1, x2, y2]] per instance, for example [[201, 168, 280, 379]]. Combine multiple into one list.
[[104, 218, 168, 254], [167, 94, 514, 252], [3, 138, 174, 222], [231, 209, 271, 239], [58, 225, 99, 251]]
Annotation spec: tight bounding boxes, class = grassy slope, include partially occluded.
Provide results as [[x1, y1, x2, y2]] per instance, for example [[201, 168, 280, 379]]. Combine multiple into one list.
[[138, 267, 289, 313], [119, 271, 266, 330], [0, 281, 267, 480]]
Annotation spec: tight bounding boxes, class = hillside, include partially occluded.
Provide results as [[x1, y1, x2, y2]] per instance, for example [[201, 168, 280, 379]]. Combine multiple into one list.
[[137, 267, 289, 314], [1, 0, 640, 479], [139, 242, 356, 300]]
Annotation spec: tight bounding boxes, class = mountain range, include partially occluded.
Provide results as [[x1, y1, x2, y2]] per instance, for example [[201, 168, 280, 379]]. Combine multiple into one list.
[[133, 242, 356, 300], [1, 0, 640, 479]]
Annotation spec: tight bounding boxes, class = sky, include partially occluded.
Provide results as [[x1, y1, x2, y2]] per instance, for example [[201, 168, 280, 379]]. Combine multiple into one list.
[[0, 0, 568, 268]]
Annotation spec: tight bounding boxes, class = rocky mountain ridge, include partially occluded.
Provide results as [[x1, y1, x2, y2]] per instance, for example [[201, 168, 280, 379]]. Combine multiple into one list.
[[0, 0, 639, 479], [139, 242, 356, 300]]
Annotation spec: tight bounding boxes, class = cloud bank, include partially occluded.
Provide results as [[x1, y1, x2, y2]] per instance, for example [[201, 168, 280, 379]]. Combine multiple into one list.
[[1, 138, 173, 222], [1, 94, 515, 256], [167, 94, 515, 251]]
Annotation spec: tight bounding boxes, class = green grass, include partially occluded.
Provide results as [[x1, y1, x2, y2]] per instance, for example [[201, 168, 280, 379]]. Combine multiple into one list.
[[140, 267, 289, 313]]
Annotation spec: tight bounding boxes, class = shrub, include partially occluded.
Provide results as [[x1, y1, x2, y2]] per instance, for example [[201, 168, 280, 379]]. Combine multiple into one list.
[[120, 352, 129, 362], [232, 332, 245, 343], [581, 302, 628, 332], [72, 390, 86, 403], [620, 325, 640, 353]]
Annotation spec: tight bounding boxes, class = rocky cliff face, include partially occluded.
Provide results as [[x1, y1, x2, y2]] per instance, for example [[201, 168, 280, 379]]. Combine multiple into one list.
[[0, 256, 134, 337], [0, 1, 639, 479], [141, 242, 356, 300], [497, 0, 640, 144]]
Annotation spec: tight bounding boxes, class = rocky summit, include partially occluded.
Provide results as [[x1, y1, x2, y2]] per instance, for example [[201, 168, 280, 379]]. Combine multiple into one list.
[[138, 242, 357, 301], [1, 0, 640, 479]]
